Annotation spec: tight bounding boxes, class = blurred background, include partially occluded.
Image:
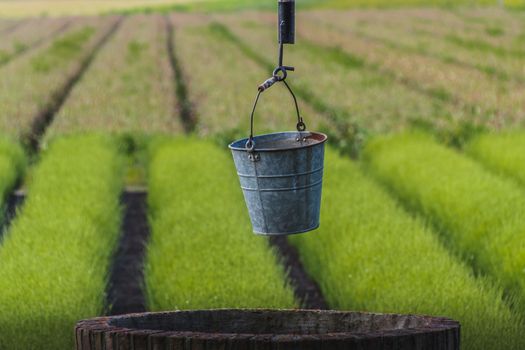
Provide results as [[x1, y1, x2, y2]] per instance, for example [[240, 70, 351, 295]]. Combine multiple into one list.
[[1, 0, 525, 148]]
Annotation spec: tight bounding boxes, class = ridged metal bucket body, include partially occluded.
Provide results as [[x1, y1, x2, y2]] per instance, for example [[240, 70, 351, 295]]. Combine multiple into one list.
[[229, 131, 327, 235]]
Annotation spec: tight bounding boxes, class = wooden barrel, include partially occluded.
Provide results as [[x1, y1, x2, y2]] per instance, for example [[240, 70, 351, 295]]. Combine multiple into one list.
[[75, 309, 460, 350]]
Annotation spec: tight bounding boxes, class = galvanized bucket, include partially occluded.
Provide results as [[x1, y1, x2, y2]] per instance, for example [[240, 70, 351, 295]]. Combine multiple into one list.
[[230, 131, 327, 235], [229, 75, 327, 235]]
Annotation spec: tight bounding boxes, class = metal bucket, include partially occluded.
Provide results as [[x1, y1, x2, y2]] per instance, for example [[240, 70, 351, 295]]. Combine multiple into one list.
[[229, 131, 327, 235]]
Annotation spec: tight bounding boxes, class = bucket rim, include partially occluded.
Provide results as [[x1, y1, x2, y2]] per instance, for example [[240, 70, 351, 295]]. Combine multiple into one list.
[[229, 131, 328, 152]]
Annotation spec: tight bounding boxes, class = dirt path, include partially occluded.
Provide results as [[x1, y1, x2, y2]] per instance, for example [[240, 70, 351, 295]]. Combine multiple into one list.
[[107, 189, 150, 315], [269, 236, 328, 309]]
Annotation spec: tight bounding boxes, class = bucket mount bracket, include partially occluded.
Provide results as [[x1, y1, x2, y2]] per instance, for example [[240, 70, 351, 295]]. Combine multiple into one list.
[[248, 153, 260, 162]]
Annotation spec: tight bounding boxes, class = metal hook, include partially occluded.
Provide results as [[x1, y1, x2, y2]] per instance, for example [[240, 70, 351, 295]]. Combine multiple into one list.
[[246, 0, 305, 148]]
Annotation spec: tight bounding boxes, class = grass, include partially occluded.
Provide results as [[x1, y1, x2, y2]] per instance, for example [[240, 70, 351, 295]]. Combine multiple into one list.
[[0, 45, 23, 65], [172, 17, 327, 139], [45, 15, 181, 140], [290, 147, 525, 349], [486, 26, 505, 36], [363, 132, 525, 313], [412, 8, 525, 52], [207, 20, 367, 155], [299, 12, 525, 129], [218, 16, 457, 135], [145, 139, 297, 310], [348, 17, 524, 84], [0, 18, 69, 67], [30, 27, 95, 73], [445, 34, 525, 58], [465, 131, 525, 186], [0, 17, 116, 140], [0, 134, 123, 349]]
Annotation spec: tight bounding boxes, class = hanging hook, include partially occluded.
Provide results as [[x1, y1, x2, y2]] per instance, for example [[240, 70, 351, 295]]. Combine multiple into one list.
[[245, 0, 305, 152], [257, 66, 295, 92], [258, 0, 295, 93]]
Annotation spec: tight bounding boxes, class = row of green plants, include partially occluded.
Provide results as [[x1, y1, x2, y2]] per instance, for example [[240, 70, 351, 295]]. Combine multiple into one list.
[[350, 19, 525, 84], [122, 132, 525, 350], [172, 20, 326, 137], [466, 131, 525, 185], [0, 135, 124, 349], [205, 17, 508, 153], [45, 15, 182, 140], [145, 138, 297, 310], [0, 16, 117, 141], [363, 132, 525, 315], [217, 17, 454, 136], [296, 12, 523, 130], [110, 131, 525, 350], [0, 18, 69, 68], [1, 13, 523, 146], [205, 20, 365, 156], [0, 130, 524, 348], [209, 14, 525, 149], [290, 147, 525, 350]]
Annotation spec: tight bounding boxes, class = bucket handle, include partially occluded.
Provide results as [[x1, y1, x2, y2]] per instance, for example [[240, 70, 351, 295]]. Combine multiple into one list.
[[246, 71, 306, 152]]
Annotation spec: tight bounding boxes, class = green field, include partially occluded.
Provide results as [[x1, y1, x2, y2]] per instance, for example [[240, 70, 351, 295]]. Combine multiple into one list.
[[1, 3, 525, 349], [364, 133, 525, 310], [291, 148, 525, 349], [146, 139, 296, 310], [0, 135, 123, 349]]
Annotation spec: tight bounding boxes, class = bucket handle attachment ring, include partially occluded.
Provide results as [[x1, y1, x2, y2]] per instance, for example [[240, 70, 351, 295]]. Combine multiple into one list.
[[245, 139, 256, 152], [247, 71, 307, 151]]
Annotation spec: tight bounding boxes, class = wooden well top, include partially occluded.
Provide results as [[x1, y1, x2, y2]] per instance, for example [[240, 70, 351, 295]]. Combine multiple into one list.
[[76, 309, 460, 350]]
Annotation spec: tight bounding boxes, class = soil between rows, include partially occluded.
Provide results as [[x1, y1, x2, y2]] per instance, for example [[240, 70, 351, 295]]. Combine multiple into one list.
[[107, 188, 150, 315], [4, 188, 328, 314], [3, 188, 151, 315], [269, 236, 329, 309], [3, 189, 25, 232]]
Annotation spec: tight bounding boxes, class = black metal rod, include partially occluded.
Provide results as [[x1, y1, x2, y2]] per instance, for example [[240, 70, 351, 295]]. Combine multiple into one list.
[[278, 0, 295, 44], [278, 43, 284, 67]]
